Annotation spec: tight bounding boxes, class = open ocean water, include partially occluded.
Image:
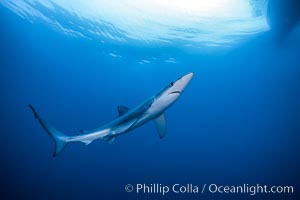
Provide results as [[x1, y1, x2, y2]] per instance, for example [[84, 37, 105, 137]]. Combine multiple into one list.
[[0, 1, 299, 200]]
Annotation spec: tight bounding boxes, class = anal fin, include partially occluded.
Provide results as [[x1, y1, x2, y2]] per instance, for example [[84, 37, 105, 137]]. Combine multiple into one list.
[[103, 134, 116, 144]]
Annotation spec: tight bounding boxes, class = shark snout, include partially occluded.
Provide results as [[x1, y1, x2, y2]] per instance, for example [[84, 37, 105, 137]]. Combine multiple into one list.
[[177, 72, 194, 91], [181, 72, 194, 84]]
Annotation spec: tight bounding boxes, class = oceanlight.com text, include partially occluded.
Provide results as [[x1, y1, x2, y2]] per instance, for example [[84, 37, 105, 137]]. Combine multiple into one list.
[[124, 183, 294, 196]]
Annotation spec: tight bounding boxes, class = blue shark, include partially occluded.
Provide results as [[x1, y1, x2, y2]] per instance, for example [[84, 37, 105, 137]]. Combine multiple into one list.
[[29, 72, 194, 157]]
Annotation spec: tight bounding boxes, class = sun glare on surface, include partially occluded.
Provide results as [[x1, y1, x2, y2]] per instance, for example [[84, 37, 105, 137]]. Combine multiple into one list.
[[1, 0, 269, 47]]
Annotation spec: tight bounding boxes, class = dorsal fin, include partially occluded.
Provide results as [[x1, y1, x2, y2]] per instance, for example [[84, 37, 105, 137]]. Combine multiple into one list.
[[117, 105, 130, 116], [153, 113, 167, 139]]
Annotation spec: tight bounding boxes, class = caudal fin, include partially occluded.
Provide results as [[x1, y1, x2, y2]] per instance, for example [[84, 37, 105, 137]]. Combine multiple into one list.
[[28, 104, 69, 157]]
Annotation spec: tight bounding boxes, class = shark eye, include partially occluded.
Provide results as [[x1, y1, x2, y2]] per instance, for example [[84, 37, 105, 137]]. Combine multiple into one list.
[[170, 82, 174, 86], [148, 98, 154, 107]]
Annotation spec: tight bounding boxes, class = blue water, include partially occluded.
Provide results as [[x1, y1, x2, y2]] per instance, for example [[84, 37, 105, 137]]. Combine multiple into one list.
[[1, 2, 300, 200]]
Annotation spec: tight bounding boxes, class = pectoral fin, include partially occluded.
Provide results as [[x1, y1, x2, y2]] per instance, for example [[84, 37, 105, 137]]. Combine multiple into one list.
[[153, 114, 167, 139]]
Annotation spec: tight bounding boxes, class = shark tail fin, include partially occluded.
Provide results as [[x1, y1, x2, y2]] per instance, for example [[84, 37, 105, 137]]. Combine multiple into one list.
[[28, 104, 69, 157]]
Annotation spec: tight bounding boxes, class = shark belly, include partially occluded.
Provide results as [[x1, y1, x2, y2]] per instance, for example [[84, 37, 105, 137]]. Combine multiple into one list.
[[68, 128, 111, 145]]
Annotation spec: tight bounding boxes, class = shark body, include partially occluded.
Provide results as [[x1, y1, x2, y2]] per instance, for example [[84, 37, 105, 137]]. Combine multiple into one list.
[[29, 72, 193, 156]]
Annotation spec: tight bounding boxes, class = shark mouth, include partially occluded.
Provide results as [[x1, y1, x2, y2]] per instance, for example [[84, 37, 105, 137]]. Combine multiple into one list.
[[169, 91, 181, 95]]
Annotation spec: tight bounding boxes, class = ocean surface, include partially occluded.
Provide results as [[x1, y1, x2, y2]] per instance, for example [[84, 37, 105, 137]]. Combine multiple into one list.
[[0, 1, 299, 200]]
